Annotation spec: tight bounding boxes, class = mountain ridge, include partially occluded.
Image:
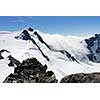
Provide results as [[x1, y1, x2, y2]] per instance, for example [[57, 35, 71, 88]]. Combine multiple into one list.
[[1, 27, 100, 82]]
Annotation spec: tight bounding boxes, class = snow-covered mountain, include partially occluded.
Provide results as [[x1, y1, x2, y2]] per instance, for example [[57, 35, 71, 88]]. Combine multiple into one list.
[[1, 27, 100, 82]]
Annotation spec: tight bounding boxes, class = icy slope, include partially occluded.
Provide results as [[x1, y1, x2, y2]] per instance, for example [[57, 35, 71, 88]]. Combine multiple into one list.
[[0, 58, 14, 83], [0, 28, 100, 82]]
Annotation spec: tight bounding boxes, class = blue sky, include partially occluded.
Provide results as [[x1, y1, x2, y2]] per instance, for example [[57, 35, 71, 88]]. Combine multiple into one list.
[[0, 16, 100, 35]]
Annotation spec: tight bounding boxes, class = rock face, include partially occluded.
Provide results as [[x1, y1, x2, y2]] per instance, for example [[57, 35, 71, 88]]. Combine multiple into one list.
[[85, 33, 100, 63], [7, 55, 21, 67], [28, 27, 34, 32], [3, 58, 58, 83], [20, 30, 32, 40], [0, 54, 4, 60], [60, 72, 100, 83]]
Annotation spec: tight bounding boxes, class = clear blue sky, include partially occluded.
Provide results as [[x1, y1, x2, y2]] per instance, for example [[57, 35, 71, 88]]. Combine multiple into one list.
[[0, 16, 100, 35]]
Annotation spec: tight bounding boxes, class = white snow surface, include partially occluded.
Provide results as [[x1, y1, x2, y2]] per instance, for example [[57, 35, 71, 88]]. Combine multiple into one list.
[[0, 29, 100, 82]]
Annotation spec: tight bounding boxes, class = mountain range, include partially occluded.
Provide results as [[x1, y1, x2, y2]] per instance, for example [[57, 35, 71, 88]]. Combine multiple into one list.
[[1, 27, 100, 83]]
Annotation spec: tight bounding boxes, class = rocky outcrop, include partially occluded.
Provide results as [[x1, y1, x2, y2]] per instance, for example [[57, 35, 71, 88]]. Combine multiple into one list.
[[85, 33, 100, 63], [60, 72, 100, 83], [28, 27, 34, 32], [0, 54, 4, 60], [3, 58, 58, 83], [7, 55, 21, 67], [33, 31, 52, 50]]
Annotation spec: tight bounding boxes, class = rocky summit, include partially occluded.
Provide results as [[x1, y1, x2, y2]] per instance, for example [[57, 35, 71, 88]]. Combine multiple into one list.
[[60, 72, 100, 83], [3, 58, 58, 83]]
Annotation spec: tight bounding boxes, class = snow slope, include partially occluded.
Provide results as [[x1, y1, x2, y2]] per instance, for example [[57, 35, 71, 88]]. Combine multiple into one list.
[[0, 28, 100, 82]]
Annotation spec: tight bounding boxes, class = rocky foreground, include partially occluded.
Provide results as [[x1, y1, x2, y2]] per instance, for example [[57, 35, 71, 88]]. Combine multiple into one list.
[[60, 72, 100, 83], [3, 57, 100, 83], [3, 58, 58, 83]]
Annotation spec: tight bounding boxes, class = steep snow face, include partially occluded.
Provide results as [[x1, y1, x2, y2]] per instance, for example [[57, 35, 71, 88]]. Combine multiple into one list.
[[0, 28, 100, 82]]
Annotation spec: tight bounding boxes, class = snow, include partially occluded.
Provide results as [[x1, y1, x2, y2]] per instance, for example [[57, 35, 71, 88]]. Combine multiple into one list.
[[0, 59, 14, 83], [0, 30, 100, 82]]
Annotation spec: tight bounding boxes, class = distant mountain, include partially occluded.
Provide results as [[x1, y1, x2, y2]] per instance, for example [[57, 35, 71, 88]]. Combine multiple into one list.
[[0, 31, 12, 34], [84, 34, 100, 63]]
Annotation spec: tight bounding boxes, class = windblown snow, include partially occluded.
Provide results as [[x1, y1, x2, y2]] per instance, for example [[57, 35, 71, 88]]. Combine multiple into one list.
[[0, 29, 100, 82]]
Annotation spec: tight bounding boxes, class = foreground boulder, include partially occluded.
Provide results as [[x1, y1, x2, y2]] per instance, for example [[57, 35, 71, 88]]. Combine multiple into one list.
[[60, 72, 100, 83], [3, 58, 58, 83]]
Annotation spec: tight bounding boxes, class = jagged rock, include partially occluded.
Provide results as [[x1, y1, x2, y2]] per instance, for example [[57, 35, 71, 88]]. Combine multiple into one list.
[[28, 27, 34, 32], [96, 46, 100, 53], [60, 72, 100, 83], [34, 31, 44, 43], [0, 49, 10, 53], [33, 31, 52, 50], [0, 54, 4, 60], [15, 30, 30, 40], [7, 55, 21, 67], [85, 34, 100, 63], [19, 30, 31, 40], [3, 58, 58, 83]]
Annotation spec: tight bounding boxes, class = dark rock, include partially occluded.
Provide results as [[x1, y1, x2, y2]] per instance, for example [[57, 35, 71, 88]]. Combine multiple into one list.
[[95, 34, 99, 38], [8, 60, 14, 66], [3, 58, 58, 83], [33, 31, 52, 50], [0, 54, 4, 60], [15, 36, 19, 39], [46, 71, 54, 77], [0, 49, 10, 53], [98, 39, 100, 45], [34, 31, 44, 43], [21, 30, 31, 40], [84, 34, 100, 63], [60, 72, 100, 83], [85, 38, 94, 47], [60, 50, 79, 63], [28, 27, 34, 32], [96, 46, 100, 53], [7, 55, 21, 67], [87, 54, 96, 62]]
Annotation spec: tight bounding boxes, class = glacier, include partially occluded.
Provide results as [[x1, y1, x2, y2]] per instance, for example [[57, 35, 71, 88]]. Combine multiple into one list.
[[1, 27, 100, 82]]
